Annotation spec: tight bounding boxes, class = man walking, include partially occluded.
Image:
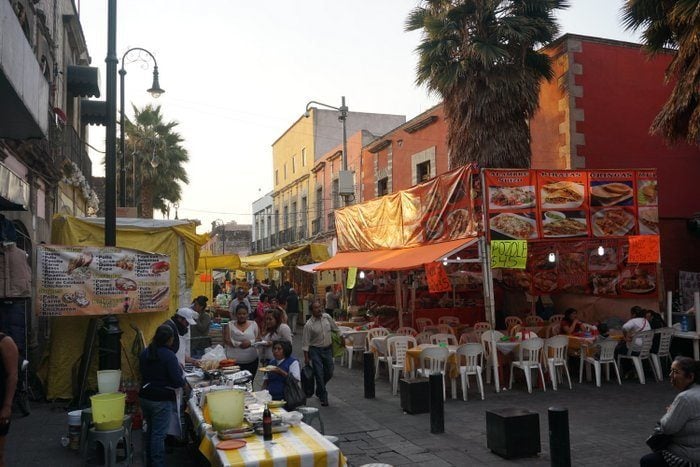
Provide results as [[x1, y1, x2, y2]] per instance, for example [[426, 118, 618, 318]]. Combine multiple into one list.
[[302, 300, 338, 406]]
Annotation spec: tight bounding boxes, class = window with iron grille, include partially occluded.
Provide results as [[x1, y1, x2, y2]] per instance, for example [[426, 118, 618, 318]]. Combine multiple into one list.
[[378, 177, 389, 196]]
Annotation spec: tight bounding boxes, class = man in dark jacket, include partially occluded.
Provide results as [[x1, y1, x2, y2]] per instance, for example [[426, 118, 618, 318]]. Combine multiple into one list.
[[286, 288, 300, 333]]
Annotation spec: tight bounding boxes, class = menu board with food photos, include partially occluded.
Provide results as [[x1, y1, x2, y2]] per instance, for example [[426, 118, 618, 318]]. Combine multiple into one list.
[[36, 245, 171, 316], [495, 238, 658, 298], [484, 169, 659, 241]]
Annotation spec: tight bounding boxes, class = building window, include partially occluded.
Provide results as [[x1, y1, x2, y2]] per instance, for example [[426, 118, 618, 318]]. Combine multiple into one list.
[[284, 164, 287, 180], [275, 170, 279, 185], [284, 205, 289, 231], [301, 196, 308, 237], [301, 148, 306, 167], [331, 178, 340, 209], [291, 201, 297, 229], [292, 156, 296, 174], [316, 187, 323, 219], [417, 161, 431, 183], [378, 177, 389, 196]]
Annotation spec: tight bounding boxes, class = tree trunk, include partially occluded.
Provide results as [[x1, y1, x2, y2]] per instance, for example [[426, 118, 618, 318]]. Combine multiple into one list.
[[140, 182, 154, 219]]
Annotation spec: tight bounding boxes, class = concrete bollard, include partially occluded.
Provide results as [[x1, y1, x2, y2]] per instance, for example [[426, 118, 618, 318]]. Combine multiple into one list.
[[363, 352, 375, 399], [549, 406, 571, 467], [429, 374, 444, 433]]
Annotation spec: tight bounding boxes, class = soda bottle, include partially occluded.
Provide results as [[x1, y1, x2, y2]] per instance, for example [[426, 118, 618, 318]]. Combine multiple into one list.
[[262, 403, 273, 441]]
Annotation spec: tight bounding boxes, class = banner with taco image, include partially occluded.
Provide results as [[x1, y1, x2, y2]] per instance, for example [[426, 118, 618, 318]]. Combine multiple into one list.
[[36, 245, 171, 316]]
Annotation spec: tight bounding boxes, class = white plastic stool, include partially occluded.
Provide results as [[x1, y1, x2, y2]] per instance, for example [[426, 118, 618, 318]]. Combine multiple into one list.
[[297, 406, 324, 434], [324, 435, 339, 446]]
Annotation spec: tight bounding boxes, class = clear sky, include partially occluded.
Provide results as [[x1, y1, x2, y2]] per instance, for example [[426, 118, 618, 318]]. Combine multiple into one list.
[[78, 0, 639, 234]]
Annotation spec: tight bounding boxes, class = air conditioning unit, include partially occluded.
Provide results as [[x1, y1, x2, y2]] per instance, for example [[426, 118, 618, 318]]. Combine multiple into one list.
[[338, 170, 354, 196]]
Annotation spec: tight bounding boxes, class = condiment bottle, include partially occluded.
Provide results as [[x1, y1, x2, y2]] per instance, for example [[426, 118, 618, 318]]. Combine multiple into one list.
[[262, 403, 273, 441]]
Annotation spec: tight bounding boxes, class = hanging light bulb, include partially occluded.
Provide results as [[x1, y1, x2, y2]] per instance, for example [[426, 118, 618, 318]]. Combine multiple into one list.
[[456, 256, 461, 261], [358, 270, 365, 279], [442, 257, 448, 266], [548, 252, 556, 263], [597, 245, 605, 256]]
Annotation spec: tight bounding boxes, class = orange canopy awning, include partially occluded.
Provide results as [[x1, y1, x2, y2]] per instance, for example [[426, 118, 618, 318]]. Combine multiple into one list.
[[314, 238, 477, 272]]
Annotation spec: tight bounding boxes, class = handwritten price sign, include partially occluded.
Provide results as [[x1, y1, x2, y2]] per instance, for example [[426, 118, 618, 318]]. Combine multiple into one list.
[[628, 235, 660, 263], [491, 240, 528, 269], [424, 262, 452, 293]]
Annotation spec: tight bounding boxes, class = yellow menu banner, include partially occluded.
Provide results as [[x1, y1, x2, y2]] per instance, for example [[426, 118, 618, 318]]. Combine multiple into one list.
[[491, 240, 528, 269], [36, 245, 171, 316]]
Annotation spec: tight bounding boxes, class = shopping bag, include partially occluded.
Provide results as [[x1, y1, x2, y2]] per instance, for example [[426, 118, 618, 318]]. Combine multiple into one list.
[[283, 374, 306, 410], [331, 331, 345, 359], [301, 364, 315, 397]]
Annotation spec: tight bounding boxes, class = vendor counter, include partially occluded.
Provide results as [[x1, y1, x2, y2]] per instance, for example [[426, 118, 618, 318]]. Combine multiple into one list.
[[413, 307, 485, 327], [188, 389, 346, 467]]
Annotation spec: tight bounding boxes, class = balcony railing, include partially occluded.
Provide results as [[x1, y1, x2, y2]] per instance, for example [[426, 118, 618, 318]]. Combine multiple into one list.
[[61, 125, 92, 179]]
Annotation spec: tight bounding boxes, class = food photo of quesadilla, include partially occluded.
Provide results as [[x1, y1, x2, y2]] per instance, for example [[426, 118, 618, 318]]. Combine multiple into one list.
[[638, 207, 659, 234], [590, 182, 634, 206], [592, 208, 635, 237], [540, 181, 585, 209]]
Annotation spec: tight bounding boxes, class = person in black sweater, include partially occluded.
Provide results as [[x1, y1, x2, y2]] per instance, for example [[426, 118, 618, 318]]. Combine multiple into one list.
[[139, 325, 185, 467]]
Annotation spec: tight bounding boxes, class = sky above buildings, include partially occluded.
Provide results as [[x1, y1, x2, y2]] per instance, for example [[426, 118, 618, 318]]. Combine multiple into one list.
[[78, 0, 640, 233]]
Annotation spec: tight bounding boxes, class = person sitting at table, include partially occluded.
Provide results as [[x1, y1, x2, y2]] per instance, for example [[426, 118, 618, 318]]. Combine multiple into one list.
[[223, 303, 260, 379], [260, 308, 293, 365], [560, 308, 584, 335], [261, 340, 300, 401]]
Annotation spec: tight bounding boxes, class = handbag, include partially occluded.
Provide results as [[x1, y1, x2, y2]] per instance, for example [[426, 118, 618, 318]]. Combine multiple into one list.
[[283, 374, 306, 410], [646, 425, 672, 452], [301, 364, 315, 397]]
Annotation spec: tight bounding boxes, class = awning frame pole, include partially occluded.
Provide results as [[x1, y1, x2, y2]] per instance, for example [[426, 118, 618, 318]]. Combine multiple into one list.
[[479, 236, 500, 392]]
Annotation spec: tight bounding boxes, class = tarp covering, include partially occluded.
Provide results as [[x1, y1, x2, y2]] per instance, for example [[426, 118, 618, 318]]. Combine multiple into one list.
[[314, 238, 477, 272], [240, 243, 329, 270], [197, 254, 241, 271], [335, 165, 479, 252], [42, 215, 209, 399]]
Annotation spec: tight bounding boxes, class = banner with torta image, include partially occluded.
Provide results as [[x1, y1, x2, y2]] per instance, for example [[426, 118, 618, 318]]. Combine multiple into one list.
[[537, 170, 590, 239], [35, 245, 171, 316]]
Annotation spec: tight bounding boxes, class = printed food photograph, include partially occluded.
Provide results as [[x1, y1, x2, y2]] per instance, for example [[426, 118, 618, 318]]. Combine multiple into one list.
[[446, 208, 471, 238], [588, 246, 618, 271], [542, 211, 588, 237], [592, 208, 635, 237], [502, 270, 532, 290], [591, 272, 619, 295], [620, 268, 656, 294], [150, 260, 170, 274], [590, 181, 634, 206], [66, 251, 93, 273], [489, 212, 537, 239], [558, 252, 586, 275], [540, 181, 584, 209], [488, 186, 536, 210], [115, 277, 138, 292], [423, 214, 445, 240], [638, 207, 659, 234], [533, 271, 558, 292], [637, 180, 658, 205]]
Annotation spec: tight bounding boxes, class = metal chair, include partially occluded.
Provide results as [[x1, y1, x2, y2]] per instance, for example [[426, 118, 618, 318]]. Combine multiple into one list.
[[544, 335, 572, 390], [580, 339, 621, 387], [651, 328, 674, 381], [387, 335, 417, 395], [415, 317, 434, 332], [438, 316, 460, 326], [618, 329, 656, 384], [456, 343, 485, 401], [509, 337, 547, 394], [430, 333, 457, 346]]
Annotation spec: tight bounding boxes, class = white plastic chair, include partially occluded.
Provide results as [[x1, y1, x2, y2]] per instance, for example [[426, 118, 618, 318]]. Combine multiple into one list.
[[618, 329, 656, 384], [546, 322, 561, 338], [505, 316, 522, 329], [415, 331, 433, 345], [416, 318, 433, 332], [396, 327, 417, 337], [423, 325, 441, 334], [525, 315, 545, 326], [335, 326, 354, 365], [509, 337, 547, 394], [387, 336, 417, 395], [430, 333, 457, 346], [366, 328, 390, 380], [416, 346, 450, 400], [473, 322, 492, 341], [549, 314, 564, 325], [344, 331, 366, 369], [580, 339, 621, 387], [651, 328, 674, 381], [544, 335, 572, 390], [480, 330, 504, 384], [436, 323, 455, 335], [438, 316, 460, 326], [456, 343, 484, 401]]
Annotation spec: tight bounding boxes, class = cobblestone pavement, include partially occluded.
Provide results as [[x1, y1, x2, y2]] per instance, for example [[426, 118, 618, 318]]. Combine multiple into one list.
[[7, 330, 675, 466]]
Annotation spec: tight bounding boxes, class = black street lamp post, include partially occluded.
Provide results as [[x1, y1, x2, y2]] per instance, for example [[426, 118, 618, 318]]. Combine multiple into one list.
[[105, 0, 118, 246], [119, 47, 164, 207]]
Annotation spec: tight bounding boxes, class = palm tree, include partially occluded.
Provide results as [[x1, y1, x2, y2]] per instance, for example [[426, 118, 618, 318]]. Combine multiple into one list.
[[622, 0, 700, 146], [406, 0, 568, 168], [124, 105, 189, 218]]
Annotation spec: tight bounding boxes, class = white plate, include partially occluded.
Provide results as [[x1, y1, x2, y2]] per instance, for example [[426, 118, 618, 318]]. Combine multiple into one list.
[[488, 186, 536, 210], [541, 218, 588, 238], [540, 182, 585, 209], [489, 213, 538, 239]]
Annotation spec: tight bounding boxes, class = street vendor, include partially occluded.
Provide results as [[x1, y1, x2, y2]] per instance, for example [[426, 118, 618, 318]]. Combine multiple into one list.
[[163, 308, 200, 367], [261, 340, 300, 401], [189, 296, 211, 359]]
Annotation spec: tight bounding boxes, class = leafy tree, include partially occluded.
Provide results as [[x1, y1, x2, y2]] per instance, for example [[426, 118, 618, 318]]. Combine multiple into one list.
[[622, 0, 700, 145], [406, 0, 568, 168], [124, 105, 189, 218]]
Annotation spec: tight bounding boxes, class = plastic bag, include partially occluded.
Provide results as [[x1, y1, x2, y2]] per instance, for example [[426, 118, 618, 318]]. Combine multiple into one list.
[[331, 331, 345, 359], [201, 344, 226, 363], [301, 364, 315, 397]]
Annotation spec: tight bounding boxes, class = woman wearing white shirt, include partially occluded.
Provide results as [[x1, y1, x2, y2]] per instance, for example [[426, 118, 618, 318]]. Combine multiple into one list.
[[260, 308, 293, 364], [224, 303, 260, 378]]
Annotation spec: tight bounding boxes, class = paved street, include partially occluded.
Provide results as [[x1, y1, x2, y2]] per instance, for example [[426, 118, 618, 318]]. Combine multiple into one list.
[[7, 332, 675, 466]]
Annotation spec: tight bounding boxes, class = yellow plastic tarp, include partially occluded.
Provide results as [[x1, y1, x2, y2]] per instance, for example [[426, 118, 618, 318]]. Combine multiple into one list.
[[240, 244, 330, 270], [197, 254, 241, 271], [43, 215, 209, 400]]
